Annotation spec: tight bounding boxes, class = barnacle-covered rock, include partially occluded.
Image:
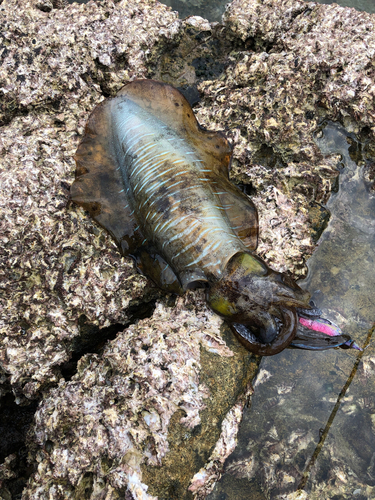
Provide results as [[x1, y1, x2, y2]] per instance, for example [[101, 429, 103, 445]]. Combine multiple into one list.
[[195, 0, 375, 274], [2, 0, 375, 497], [0, 0, 181, 125], [24, 295, 256, 500], [0, 115, 155, 402], [0, 1, 260, 497], [0, 0, 180, 400]]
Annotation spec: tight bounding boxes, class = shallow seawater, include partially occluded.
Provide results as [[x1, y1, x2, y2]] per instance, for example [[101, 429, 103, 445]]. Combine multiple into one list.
[[207, 124, 375, 499], [156, 0, 228, 22]]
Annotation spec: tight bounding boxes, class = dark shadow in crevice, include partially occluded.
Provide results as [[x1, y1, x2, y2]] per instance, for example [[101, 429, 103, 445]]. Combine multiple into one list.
[[237, 182, 257, 197], [0, 103, 30, 128], [0, 295, 161, 497], [147, 20, 261, 90], [177, 84, 201, 107], [252, 143, 288, 170], [0, 393, 38, 500], [60, 298, 158, 380]]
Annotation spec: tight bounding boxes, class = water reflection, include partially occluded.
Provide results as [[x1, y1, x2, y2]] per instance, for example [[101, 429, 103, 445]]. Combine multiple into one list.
[[208, 123, 375, 499], [303, 122, 375, 342], [159, 0, 227, 22]]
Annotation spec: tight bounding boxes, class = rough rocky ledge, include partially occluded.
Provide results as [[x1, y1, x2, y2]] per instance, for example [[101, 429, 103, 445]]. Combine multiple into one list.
[[1, 0, 375, 498]]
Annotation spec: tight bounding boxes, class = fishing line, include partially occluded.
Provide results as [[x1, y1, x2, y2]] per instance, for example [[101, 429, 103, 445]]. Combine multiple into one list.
[[297, 323, 374, 491]]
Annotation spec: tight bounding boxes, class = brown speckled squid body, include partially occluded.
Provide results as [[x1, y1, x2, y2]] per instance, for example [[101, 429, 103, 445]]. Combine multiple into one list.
[[71, 80, 315, 356]]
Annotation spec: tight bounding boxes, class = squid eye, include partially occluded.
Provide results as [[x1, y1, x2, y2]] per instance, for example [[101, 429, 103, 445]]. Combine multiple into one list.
[[244, 312, 280, 344]]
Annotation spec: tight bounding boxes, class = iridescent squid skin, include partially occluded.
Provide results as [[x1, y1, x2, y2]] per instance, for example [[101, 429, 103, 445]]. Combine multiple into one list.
[[70, 79, 352, 355]]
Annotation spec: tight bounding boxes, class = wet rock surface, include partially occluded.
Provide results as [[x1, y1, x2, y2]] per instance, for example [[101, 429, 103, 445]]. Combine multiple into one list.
[[1, 0, 375, 498], [208, 328, 375, 500], [160, 0, 228, 23]]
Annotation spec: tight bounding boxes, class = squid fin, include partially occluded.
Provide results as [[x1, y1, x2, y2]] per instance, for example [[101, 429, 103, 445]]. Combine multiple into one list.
[[117, 79, 233, 178], [70, 100, 144, 255]]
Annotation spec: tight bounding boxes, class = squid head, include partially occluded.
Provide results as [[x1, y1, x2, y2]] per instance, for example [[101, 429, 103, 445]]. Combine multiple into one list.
[[206, 252, 311, 355]]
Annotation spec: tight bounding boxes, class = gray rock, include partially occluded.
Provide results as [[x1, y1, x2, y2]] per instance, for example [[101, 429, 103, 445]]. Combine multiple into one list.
[[2, 0, 375, 497]]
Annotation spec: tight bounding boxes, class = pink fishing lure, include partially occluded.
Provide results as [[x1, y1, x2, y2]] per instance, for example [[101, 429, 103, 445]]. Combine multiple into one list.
[[298, 317, 342, 337]]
